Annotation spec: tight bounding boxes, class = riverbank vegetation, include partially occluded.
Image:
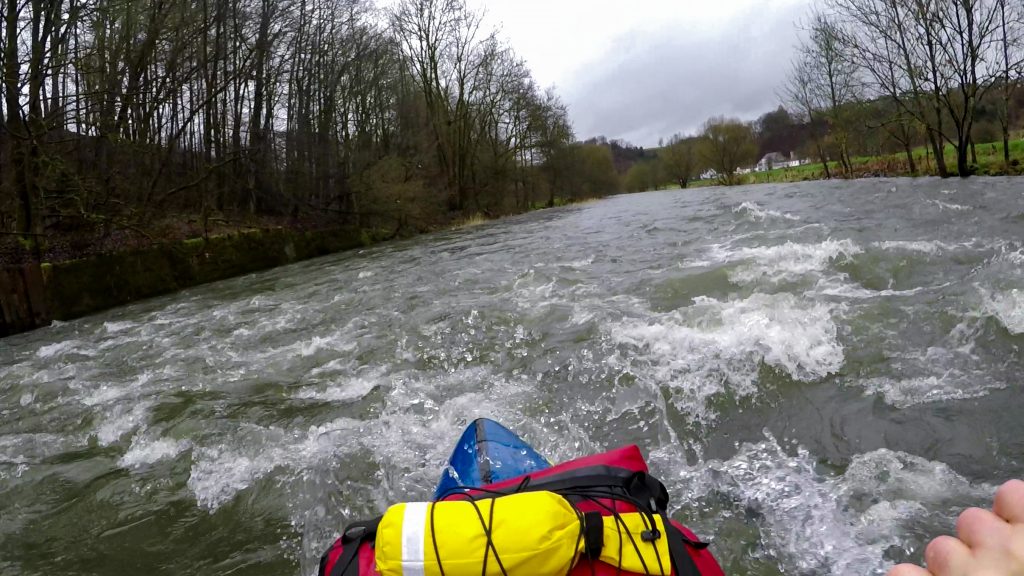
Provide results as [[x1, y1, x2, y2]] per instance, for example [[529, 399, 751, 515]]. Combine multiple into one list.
[[6, 0, 1024, 265], [0, 0, 620, 264], [621, 0, 1024, 190]]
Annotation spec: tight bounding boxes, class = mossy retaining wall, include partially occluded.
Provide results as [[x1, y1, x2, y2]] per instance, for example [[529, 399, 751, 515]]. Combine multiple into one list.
[[0, 227, 368, 335]]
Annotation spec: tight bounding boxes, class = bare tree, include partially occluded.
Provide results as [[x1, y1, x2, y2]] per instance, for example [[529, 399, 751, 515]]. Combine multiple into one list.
[[933, 0, 1002, 175], [802, 11, 861, 176], [995, 0, 1024, 166], [782, 55, 833, 178], [0, 0, 605, 260], [699, 117, 759, 186]]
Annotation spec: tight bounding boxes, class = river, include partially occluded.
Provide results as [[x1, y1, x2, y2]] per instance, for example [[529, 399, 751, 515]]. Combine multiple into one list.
[[2, 178, 1023, 575]]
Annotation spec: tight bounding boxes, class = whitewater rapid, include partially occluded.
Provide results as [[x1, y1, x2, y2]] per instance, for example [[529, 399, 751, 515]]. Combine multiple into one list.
[[1, 177, 1022, 576]]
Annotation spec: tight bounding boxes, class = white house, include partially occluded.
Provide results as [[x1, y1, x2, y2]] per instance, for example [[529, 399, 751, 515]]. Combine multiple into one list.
[[755, 152, 806, 172]]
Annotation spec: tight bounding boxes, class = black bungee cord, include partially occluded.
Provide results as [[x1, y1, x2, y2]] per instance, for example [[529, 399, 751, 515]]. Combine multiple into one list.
[[558, 491, 666, 576], [429, 477, 669, 576], [429, 487, 511, 576]]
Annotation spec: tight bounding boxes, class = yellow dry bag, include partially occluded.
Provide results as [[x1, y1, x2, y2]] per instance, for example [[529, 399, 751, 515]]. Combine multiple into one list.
[[374, 491, 670, 576]]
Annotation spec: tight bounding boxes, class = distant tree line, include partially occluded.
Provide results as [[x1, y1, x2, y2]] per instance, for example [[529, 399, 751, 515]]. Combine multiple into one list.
[[618, 0, 1024, 190], [0, 0, 620, 260], [7, 0, 1022, 254], [787, 0, 1024, 178]]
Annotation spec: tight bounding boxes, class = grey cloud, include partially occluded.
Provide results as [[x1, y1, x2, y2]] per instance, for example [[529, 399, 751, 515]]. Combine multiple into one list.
[[563, 1, 810, 147]]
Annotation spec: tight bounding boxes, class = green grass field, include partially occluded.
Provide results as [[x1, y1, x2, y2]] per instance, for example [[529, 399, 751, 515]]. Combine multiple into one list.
[[689, 138, 1024, 188]]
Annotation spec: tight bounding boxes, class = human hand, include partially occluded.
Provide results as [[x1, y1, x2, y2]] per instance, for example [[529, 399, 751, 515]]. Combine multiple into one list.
[[888, 480, 1024, 576]]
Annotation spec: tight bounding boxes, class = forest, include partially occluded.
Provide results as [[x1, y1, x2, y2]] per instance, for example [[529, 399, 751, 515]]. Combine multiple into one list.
[[0, 0, 620, 263], [5, 0, 1024, 263]]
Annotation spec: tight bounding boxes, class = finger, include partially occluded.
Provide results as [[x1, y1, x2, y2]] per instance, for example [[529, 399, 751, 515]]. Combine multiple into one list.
[[924, 535, 973, 576], [993, 480, 1024, 524], [956, 506, 1011, 550], [886, 563, 933, 576]]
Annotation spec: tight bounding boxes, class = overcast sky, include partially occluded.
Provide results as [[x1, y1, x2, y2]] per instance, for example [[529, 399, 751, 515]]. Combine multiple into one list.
[[467, 0, 812, 147]]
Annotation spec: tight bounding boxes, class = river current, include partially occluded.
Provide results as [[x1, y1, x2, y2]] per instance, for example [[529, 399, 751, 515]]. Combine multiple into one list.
[[2, 178, 1023, 575]]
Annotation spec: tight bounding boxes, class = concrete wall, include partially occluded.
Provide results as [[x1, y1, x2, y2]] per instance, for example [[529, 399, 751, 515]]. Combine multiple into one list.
[[0, 264, 50, 337], [1, 227, 369, 337]]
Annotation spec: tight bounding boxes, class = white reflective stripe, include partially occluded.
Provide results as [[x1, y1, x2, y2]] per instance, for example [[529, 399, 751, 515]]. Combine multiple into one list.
[[401, 502, 429, 576]]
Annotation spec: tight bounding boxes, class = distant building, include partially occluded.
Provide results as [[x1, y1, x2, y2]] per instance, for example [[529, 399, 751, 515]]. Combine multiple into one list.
[[699, 168, 719, 180], [755, 152, 806, 172]]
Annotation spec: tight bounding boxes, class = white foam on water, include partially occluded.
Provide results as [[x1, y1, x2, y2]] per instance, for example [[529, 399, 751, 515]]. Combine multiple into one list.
[[608, 294, 844, 421], [19, 391, 35, 406], [673, 434, 987, 575], [187, 367, 543, 512], [543, 255, 596, 269], [103, 320, 137, 333], [564, 256, 595, 268], [36, 340, 89, 359], [1004, 247, 1024, 265], [510, 269, 558, 306], [357, 270, 375, 279], [849, 311, 1012, 407], [292, 375, 381, 403], [298, 335, 358, 358], [813, 276, 951, 299], [706, 239, 861, 285], [840, 447, 990, 503], [860, 374, 1004, 408], [95, 401, 154, 446], [120, 435, 192, 468], [874, 240, 964, 255], [188, 418, 364, 510], [928, 199, 972, 212], [79, 371, 156, 407], [368, 371, 558, 496], [733, 201, 801, 222], [980, 287, 1024, 335]]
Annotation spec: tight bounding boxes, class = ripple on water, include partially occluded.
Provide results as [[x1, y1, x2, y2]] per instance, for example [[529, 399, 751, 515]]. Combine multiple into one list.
[[2, 179, 1023, 576], [186, 367, 543, 513], [95, 401, 154, 446], [119, 435, 192, 469], [291, 374, 382, 403], [733, 201, 801, 222], [705, 238, 862, 285], [0, 433, 84, 465], [980, 287, 1024, 335], [187, 418, 364, 510], [607, 293, 844, 423], [669, 433, 990, 575]]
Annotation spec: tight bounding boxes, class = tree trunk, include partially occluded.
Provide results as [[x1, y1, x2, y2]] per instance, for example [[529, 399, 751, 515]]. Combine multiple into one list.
[[1004, 126, 1011, 166], [903, 141, 917, 175], [816, 143, 831, 179], [927, 129, 948, 177], [957, 139, 971, 178]]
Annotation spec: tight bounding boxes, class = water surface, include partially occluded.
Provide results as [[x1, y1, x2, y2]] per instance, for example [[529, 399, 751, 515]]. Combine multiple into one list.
[[2, 178, 1023, 575]]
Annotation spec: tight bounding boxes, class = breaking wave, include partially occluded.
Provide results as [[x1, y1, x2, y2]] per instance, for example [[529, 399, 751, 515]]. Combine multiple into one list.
[[672, 434, 990, 575], [2, 178, 1022, 575], [980, 288, 1024, 335], [608, 294, 844, 422], [734, 201, 801, 222], [708, 239, 862, 285], [120, 435, 192, 468]]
